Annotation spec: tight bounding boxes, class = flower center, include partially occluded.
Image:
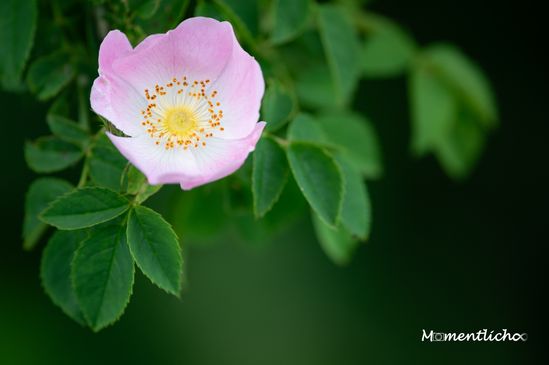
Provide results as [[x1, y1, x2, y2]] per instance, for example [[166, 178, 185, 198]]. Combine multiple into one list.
[[163, 107, 198, 137], [140, 76, 225, 150]]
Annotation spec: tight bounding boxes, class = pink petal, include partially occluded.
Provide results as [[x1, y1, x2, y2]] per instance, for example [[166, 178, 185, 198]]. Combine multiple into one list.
[[183, 122, 266, 189], [98, 30, 132, 73], [107, 132, 200, 185], [109, 17, 234, 95], [90, 75, 146, 137], [209, 33, 264, 140]]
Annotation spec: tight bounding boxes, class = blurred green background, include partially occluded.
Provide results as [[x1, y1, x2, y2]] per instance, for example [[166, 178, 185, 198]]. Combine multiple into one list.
[[1, 0, 547, 364]]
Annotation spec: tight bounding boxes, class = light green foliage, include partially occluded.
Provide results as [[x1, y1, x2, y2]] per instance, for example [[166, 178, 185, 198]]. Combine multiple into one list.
[[72, 223, 134, 331], [435, 109, 486, 179], [317, 112, 383, 179], [262, 81, 295, 132], [41, 230, 88, 325], [88, 134, 128, 191], [361, 14, 416, 77], [27, 52, 75, 100], [312, 212, 358, 266], [317, 4, 362, 106], [410, 44, 498, 177], [127, 206, 182, 295], [252, 137, 289, 217], [25, 136, 83, 173], [425, 44, 497, 126], [287, 143, 343, 226], [41, 187, 130, 230], [0, 0, 37, 89], [271, 0, 311, 45], [23, 178, 74, 250]]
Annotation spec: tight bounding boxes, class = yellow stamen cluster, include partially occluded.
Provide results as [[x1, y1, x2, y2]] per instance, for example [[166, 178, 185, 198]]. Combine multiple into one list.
[[140, 76, 225, 150]]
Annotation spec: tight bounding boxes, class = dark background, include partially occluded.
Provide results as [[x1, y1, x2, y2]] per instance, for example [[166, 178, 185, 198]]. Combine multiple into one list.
[[1, 0, 546, 364]]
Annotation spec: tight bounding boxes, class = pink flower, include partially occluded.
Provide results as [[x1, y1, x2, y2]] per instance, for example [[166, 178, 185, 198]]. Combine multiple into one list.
[[90, 17, 265, 190]]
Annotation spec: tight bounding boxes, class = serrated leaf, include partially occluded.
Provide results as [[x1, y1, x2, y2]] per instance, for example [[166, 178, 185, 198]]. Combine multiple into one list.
[[312, 212, 358, 266], [317, 112, 383, 179], [361, 14, 416, 77], [47, 114, 89, 147], [262, 81, 294, 132], [41, 230, 88, 325], [252, 137, 289, 217], [317, 4, 361, 106], [127, 206, 182, 295], [26, 52, 75, 100], [0, 0, 37, 89], [336, 156, 371, 240], [89, 134, 128, 191], [23, 178, 74, 250], [425, 44, 497, 127], [271, 0, 311, 45], [25, 136, 83, 173], [410, 61, 457, 156], [287, 143, 343, 226], [41, 187, 130, 230], [287, 113, 327, 144], [72, 223, 134, 331]]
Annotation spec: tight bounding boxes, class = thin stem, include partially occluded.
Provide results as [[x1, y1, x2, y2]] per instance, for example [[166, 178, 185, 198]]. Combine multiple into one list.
[[77, 161, 89, 188]]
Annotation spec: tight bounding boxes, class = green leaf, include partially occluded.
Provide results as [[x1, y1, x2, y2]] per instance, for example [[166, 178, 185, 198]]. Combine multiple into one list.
[[361, 14, 416, 77], [271, 0, 311, 45], [25, 136, 83, 173], [287, 113, 327, 144], [317, 112, 383, 179], [72, 223, 134, 331], [435, 108, 485, 179], [287, 143, 343, 226], [312, 212, 358, 266], [136, 0, 190, 33], [252, 137, 289, 217], [41, 230, 88, 325], [336, 156, 371, 240], [130, 0, 160, 19], [127, 206, 182, 295], [0, 0, 37, 89], [262, 81, 295, 132], [214, 0, 258, 36], [41, 187, 130, 230], [23, 178, 74, 250], [317, 4, 361, 106], [26, 52, 75, 101], [409, 61, 457, 156], [47, 114, 89, 147], [425, 44, 498, 127], [89, 134, 128, 191], [295, 63, 337, 110]]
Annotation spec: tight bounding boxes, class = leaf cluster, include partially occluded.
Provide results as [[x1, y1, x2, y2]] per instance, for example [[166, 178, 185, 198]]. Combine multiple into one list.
[[0, 0, 498, 329]]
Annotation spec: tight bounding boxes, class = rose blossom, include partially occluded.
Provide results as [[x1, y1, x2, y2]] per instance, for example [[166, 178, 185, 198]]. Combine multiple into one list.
[[91, 17, 265, 189]]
